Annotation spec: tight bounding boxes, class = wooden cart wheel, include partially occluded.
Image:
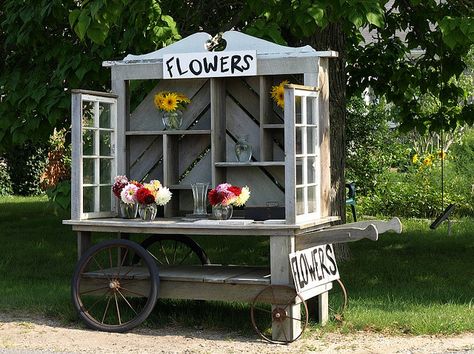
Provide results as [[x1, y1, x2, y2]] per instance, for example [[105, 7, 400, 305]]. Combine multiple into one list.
[[133, 235, 210, 265], [250, 285, 308, 344], [328, 279, 348, 322], [71, 239, 159, 332]]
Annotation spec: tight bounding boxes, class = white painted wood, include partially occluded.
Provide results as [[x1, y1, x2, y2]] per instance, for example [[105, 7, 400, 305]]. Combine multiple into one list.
[[71, 92, 82, 220], [285, 86, 296, 224], [270, 235, 300, 341], [295, 224, 379, 250], [215, 162, 285, 167], [331, 217, 403, 234]]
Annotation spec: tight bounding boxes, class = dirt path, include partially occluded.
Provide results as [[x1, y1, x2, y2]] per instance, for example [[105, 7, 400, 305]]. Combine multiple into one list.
[[0, 314, 473, 353]]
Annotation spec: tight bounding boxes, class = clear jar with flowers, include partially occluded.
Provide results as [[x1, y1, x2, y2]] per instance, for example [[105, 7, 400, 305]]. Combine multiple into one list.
[[208, 183, 250, 220], [154, 91, 191, 130], [136, 180, 172, 221]]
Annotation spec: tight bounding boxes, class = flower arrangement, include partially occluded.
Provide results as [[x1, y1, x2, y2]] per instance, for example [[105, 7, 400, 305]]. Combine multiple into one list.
[[271, 80, 289, 109], [154, 91, 190, 113], [208, 183, 250, 207], [112, 176, 172, 206]]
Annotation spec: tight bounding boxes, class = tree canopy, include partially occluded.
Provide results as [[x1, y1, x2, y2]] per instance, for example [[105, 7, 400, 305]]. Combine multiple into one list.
[[1, 0, 473, 148]]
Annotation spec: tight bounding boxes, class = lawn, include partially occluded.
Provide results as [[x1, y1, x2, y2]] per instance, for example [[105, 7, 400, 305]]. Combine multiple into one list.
[[0, 195, 473, 335]]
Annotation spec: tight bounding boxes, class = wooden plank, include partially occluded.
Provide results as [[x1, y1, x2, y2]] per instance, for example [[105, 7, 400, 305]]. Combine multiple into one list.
[[159, 281, 268, 302], [125, 130, 211, 136], [71, 92, 82, 220], [178, 135, 211, 176], [77, 231, 91, 260], [179, 151, 212, 185], [263, 166, 285, 188], [316, 58, 331, 217], [163, 134, 179, 217], [211, 78, 227, 185], [83, 266, 151, 280], [260, 76, 273, 161], [284, 86, 296, 224], [111, 72, 127, 177], [226, 78, 260, 120], [129, 79, 207, 131], [226, 96, 261, 160], [295, 224, 378, 250], [215, 162, 285, 167], [128, 136, 163, 181], [227, 268, 271, 285], [330, 217, 403, 234], [270, 234, 300, 341], [71, 89, 118, 98]]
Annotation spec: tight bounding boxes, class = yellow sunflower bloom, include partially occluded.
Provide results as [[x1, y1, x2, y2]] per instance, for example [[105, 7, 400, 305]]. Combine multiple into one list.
[[176, 93, 190, 104], [412, 154, 419, 164], [423, 156, 432, 167], [154, 92, 166, 110], [161, 93, 179, 112], [271, 80, 289, 109]]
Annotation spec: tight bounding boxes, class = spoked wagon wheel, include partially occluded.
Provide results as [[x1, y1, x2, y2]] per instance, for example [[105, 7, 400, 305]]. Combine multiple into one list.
[[328, 279, 348, 322], [72, 239, 159, 333], [133, 235, 210, 265], [250, 285, 309, 344]]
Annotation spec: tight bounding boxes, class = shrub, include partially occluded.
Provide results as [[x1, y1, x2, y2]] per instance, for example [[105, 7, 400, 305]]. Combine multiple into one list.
[[0, 158, 13, 196], [5, 143, 47, 196]]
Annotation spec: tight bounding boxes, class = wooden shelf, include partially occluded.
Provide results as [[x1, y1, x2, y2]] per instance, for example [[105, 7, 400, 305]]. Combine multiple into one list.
[[215, 161, 285, 167], [261, 123, 284, 129], [126, 130, 211, 136]]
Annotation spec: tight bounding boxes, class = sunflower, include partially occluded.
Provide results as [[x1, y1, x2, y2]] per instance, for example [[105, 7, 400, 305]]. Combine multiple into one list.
[[161, 92, 179, 112], [176, 93, 191, 104], [154, 92, 166, 110], [271, 80, 289, 109]]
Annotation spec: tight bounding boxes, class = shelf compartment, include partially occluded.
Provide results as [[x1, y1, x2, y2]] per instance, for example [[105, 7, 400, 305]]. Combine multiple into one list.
[[261, 123, 284, 129], [126, 130, 211, 136], [215, 161, 285, 167]]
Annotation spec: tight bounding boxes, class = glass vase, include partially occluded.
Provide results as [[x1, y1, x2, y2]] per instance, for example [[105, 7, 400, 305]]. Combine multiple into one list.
[[138, 203, 158, 221], [212, 204, 233, 220], [191, 182, 209, 216], [119, 200, 138, 219], [234, 135, 252, 162], [162, 110, 183, 130]]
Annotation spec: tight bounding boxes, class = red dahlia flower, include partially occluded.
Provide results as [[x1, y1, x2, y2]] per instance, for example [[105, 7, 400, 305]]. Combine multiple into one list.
[[136, 187, 155, 205]]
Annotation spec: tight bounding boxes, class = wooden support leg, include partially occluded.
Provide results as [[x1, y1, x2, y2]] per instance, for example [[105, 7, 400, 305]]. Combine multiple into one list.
[[307, 291, 329, 325], [270, 235, 300, 342], [77, 231, 92, 260]]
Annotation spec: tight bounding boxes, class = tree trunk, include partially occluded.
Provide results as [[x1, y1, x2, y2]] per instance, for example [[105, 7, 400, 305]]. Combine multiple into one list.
[[308, 23, 347, 224]]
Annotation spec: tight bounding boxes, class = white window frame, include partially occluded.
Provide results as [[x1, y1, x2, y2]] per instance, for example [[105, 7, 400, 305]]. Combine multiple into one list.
[[284, 85, 321, 224], [71, 90, 118, 220]]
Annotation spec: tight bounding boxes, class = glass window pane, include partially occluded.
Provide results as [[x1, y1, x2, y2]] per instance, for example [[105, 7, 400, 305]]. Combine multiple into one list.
[[307, 127, 317, 154], [296, 158, 304, 185], [296, 187, 305, 215], [100, 131, 111, 156], [308, 185, 317, 213], [100, 186, 112, 212], [295, 96, 302, 124], [83, 129, 95, 156], [100, 159, 112, 184], [99, 102, 111, 128], [82, 101, 95, 128], [83, 158, 95, 184], [307, 97, 317, 124], [83, 186, 95, 213], [307, 156, 317, 184], [296, 127, 304, 155]]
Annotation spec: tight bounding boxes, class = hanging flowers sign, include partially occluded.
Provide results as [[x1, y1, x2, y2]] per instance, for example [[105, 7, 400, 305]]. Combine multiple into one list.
[[163, 50, 257, 79]]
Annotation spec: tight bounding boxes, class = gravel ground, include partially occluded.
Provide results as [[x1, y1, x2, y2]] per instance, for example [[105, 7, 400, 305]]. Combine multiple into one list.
[[0, 314, 473, 353]]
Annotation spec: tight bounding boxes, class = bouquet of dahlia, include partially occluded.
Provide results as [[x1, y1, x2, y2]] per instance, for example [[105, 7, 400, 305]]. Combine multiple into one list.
[[112, 176, 172, 206], [136, 180, 172, 206], [208, 183, 250, 207], [112, 175, 142, 204]]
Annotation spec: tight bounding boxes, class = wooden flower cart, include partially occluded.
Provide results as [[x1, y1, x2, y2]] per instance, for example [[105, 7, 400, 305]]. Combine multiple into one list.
[[63, 31, 402, 343]]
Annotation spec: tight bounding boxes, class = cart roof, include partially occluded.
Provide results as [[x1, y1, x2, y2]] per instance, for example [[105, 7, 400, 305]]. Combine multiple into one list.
[[103, 31, 337, 67]]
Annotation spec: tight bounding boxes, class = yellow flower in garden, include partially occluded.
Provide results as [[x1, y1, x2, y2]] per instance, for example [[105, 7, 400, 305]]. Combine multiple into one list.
[[412, 154, 419, 164], [161, 93, 179, 112], [438, 150, 447, 160], [271, 80, 289, 108], [423, 156, 432, 167], [154, 92, 166, 110]]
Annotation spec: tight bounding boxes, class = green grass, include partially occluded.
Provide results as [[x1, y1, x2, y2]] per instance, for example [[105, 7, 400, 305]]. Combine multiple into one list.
[[0, 195, 473, 335]]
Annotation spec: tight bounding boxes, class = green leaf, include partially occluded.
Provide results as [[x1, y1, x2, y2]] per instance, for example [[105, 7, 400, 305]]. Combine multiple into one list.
[[308, 6, 325, 27], [366, 12, 384, 28], [75, 11, 91, 41], [68, 9, 81, 28], [349, 12, 364, 28], [87, 22, 109, 44]]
